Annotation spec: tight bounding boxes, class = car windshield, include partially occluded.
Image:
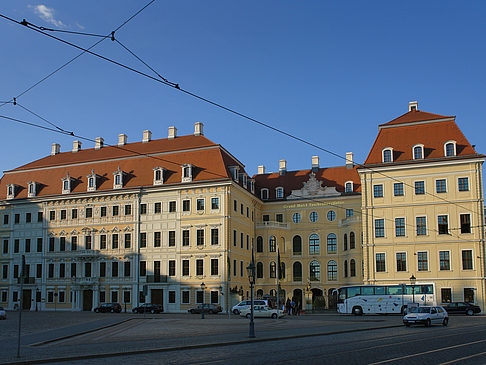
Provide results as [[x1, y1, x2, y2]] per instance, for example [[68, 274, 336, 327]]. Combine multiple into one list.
[[409, 307, 431, 313]]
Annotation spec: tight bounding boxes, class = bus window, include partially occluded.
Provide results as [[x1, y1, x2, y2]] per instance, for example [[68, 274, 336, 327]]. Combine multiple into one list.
[[361, 286, 374, 296], [387, 286, 402, 295], [374, 286, 386, 295], [347, 287, 361, 298], [405, 286, 415, 295], [420, 285, 433, 294], [338, 288, 347, 303]]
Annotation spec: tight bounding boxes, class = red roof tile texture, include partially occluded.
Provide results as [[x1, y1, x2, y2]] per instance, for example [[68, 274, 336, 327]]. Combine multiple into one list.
[[380, 110, 453, 126]]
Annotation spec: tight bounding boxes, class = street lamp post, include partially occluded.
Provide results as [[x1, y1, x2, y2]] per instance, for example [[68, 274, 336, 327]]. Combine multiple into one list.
[[410, 274, 416, 304], [246, 262, 256, 338], [36, 288, 40, 312], [200, 282, 206, 319]]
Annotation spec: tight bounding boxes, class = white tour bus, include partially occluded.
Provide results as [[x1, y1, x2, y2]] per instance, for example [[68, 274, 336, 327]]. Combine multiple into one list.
[[335, 283, 436, 315]]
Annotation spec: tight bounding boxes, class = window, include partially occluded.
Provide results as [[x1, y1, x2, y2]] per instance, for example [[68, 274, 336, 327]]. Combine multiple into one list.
[[462, 250, 473, 270], [14, 239, 19, 253], [99, 206, 107, 217], [439, 251, 450, 271], [85, 208, 92, 218], [413, 145, 423, 160], [49, 211, 56, 221], [197, 229, 204, 246], [344, 260, 348, 277], [72, 209, 78, 219], [196, 199, 205, 211], [25, 212, 31, 223], [112, 234, 119, 249], [261, 189, 269, 200], [154, 232, 161, 247], [326, 234, 336, 254], [233, 200, 237, 211], [112, 206, 119, 216], [276, 187, 284, 199], [124, 262, 131, 277], [100, 262, 106, 277], [211, 229, 218, 245], [350, 259, 356, 277], [292, 235, 302, 255], [169, 201, 176, 212], [153, 167, 164, 185], [327, 260, 337, 281], [125, 205, 132, 215], [373, 184, 383, 198], [464, 288, 475, 303], [36, 238, 42, 252], [181, 164, 193, 182], [445, 142, 455, 157], [292, 213, 301, 223], [36, 264, 42, 278], [460, 214, 471, 234], [269, 236, 276, 252], [182, 230, 189, 246], [306, 234, 319, 255], [383, 149, 392, 163], [375, 219, 384, 238], [139, 204, 147, 215], [169, 260, 176, 276], [167, 291, 175, 304], [376, 253, 386, 272], [349, 232, 355, 249], [416, 216, 427, 236], [441, 288, 452, 303], [345, 182, 353, 193], [343, 234, 347, 251], [394, 183, 404, 196], [257, 236, 264, 253], [14, 214, 20, 224], [415, 181, 425, 195], [71, 263, 77, 277], [436, 179, 447, 193], [210, 291, 219, 304], [111, 291, 118, 303], [233, 230, 237, 246], [211, 197, 219, 210], [293, 262, 302, 281], [309, 212, 318, 222], [327, 210, 336, 221], [139, 261, 146, 276], [49, 237, 55, 252], [71, 236, 77, 251], [59, 237, 65, 251], [2, 240, 7, 254], [168, 231, 175, 247], [182, 200, 190, 212], [182, 260, 189, 276], [124, 233, 131, 249], [153, 202, 161, 214], [310, 261, 320, 281], [3, 215, 8, 225], [196, 259, 203, 276], [211, 259, 218, 275], [458, 177, 469, 192], [2, 265, 8, 279], [438, 215, 448, 234], [140, 233, 147, 248], [396, 253, 406, 272], [276, 213, 283, 223], [395, 218, 405, 237], [418, 251, 428, 271], [346, 209, 354, 218]]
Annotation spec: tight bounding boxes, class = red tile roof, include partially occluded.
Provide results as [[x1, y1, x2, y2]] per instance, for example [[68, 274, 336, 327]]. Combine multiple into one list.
[[253, 166, 361, 200], [380, 109, 453, 127], [0, 135, 248, 200]]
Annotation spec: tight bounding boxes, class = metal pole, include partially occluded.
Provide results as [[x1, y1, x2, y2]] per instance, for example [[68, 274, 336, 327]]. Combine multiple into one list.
[[249, 281, 255, 338], [412, 285, 415, 304]]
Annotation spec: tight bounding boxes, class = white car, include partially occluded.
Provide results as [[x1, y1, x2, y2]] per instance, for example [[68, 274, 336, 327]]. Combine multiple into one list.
[[403, 306, 448, 327], [0, 306, 6, 320], [232, 300, 270, 315], [239, 305, 285, 319]]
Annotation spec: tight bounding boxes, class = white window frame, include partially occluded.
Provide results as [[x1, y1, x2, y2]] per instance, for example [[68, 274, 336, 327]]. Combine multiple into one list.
[[394, 217, 406, 237], [461, 249, 474, 271], [415, 215, 428, 236], [382, 147, 393, 163], [181, 164, 194, 183], [435, 178, 448, 193], [375, 252, 387, 273], [438, 250, 451, 271], [61, 174, 73, 194], [153, 167, 165, 186], [438, 213, 449, 235], [113, 168, 125, 189], [275, 187, 284, 199], [440, 287, 453, 303], [27, 181, 37, 198], [457, 176, 469, 192], [86, 171, 97, 192], [463, 287, 477, 304], [444, 140, 457, 157], [6, 184, 16, 200], [395, 251, 407, 272], [412, 144, 424, 160], [181, 290, 190, 304], [345, 181, 353, 193], [417, 250, 429, 272]]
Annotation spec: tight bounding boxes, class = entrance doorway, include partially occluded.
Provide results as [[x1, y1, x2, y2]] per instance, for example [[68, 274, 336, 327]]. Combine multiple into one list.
[[328, 288, 337, 309], [151, 289, 163, 305], [83, 289, 93, 311], [22, 289, 31, 310], [293, 289, 302, 310], [311, 288, 325, 310]]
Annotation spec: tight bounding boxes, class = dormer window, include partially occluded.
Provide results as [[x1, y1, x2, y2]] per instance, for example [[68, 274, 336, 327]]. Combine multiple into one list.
[[61, 173, 73, 194], [153, 167, 165, 186], [6, 184, 16, 200], [345, 181, 353, 193], [413, 144, 424, 160], [382, 148, 393, 163], [229, 166, 239, 181], [27, 181, 37, 198], [181, 164, 194, 183], [86, 170, 98, 192], [113, 167, 125, 189], [242, 173, 248, 188], [444, 141, 456, 157], [261, 188, 269, 200], [276, 187, 284, 199], [249, 179, 255, 194]]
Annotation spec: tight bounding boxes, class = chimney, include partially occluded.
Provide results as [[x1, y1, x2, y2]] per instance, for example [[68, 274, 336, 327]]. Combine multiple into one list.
[[408, 101, 418, 112], [118, 134, 127, 146], [279, 159, 287, 175], [194, 122, 204, 136], [72, 140, 82, 153], [51, 143, 60, 156], [142, 130, 152, 143], [312, 156, 319, 172], [95, 137, 104, 150], [345, 152, 354, 169], [258, 165, 265, 175], [168, 126, 177, 140]]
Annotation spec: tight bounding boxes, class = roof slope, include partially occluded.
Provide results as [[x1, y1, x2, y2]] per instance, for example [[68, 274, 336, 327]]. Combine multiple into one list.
[[380, 109, 453, 127]]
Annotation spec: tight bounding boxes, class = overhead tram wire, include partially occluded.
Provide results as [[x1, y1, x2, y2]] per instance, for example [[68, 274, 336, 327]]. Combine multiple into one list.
[[16, 102, 73, 134], [0, 0, 157, 109], [1, 11, 482, 220], [0, 111, 475, 243]]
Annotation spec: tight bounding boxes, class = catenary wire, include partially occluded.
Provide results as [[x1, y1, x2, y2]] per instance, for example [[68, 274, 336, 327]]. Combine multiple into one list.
[[16, 102, 73, 134]]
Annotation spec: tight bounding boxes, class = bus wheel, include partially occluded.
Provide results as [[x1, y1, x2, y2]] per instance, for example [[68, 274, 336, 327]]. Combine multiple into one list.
[[352, 306, 363, 316]]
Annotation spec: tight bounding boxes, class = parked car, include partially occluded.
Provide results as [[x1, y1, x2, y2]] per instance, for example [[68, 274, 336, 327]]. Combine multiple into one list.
[[240, 305, 285, 319], [0, 306, 6, 320], [232, 300, 271, 315], [94, 303, 122, 313], [188, 303, 222, 314], [403, 306, 448, 327], [443, 302, 481, 316], [132, 303, 163, 314]]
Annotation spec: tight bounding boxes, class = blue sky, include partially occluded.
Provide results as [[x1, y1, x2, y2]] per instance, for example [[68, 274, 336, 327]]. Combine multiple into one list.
[[0, 1, 485, 175]]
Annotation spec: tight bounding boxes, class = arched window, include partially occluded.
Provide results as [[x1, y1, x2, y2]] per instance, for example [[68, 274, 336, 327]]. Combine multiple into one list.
[[327, 233, 337, 253], [293, 262, 302, 282], [270, 262, 276, 278], [327, 260, 337, 281], [344, 260, 348, 277], [256, 236, 263, 253], [269, 236, 276, 252], [293, 236, 302, 255], [327, 210, 336, 221], [276, 187, 284, 199], [445, 141, 456, 157], [293, 212, 301, 223], [343, 234, 348, 251], [345, 182, 353, 193], [256, 289, 264, 298], [383, 148, 393, 163], [270, 289, 277, 297], [350, 232, 355, 249], [350, 259, 356, 277], [256, 262, 263, 278], [413, 145, 423, 160], [310, 260, 320, 281], [280, 262, 286, 278], [309, 234, 320, 255]]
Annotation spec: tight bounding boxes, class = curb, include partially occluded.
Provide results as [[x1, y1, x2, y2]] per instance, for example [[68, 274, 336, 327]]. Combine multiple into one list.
[[1, 323, 402, 365]]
